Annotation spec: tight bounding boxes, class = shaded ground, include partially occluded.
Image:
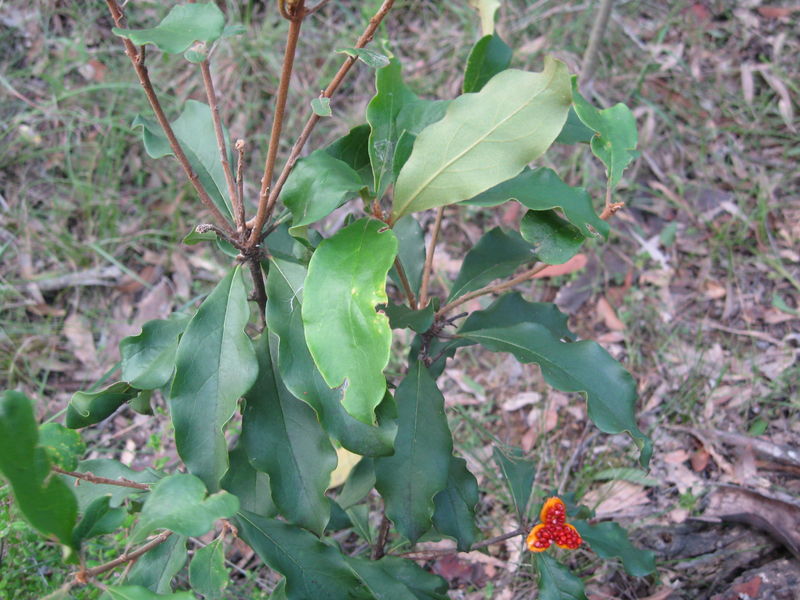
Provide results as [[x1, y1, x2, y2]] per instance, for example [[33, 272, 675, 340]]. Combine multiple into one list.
[[1, 1, 798, 599]]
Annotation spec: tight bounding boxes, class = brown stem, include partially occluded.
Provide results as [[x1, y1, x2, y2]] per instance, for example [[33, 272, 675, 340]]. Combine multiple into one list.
[[264, 0, 396, 220], [247, 2, 306, 247], [394, 526, 529, 559], [304, 0, 333, 16], [372, 512, 391, 560], [104, 0, 233, 235], [418, 206, 444, 308], [436, 263, 547, 318], [78, 531, 173, 581], [599, 183, 624, 220], [393, 257, 417, 309], [235, 139, 247, 231], [201, 59, 243, 232], [248, 259, 267, 326], [54, 466, 150, 491]]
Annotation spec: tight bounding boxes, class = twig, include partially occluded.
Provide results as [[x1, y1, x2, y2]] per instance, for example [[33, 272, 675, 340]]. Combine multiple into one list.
[[304, 0, 333, 16], [235, 139, 247, 232], [247, 1, 306, 247], [393, 258, 417, 309], [264, 0, 396, 219], [104, 0, 233, 235], [200, 59, 243, 232], [53, 466, 150, 491], [599, 183, 624, 220], [436, 263, 547, 318], [394, 526, 529, 559], [418, 207, 444, 308], [372, 512, 391, 560], [248, 259, 267, 326], [77, 531, 172, 581], [580, 0, 614, 87]]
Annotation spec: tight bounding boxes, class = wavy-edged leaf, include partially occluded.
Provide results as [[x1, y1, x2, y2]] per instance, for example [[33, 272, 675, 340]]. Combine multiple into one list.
[[126, 534, 187, 594], [375, 362, 452, 543], [392, 57, 572, 220], [131, 473, 238, 544], [102, 585, 195, 600], [396, 99, 450, 137], [337, 47, 390, 69], [189, 537, 228, 599], [458, 323, 652, 467], [521, 209, 585, 265], [63, 459, 158, 511], [389, 216, 426, 296], [0, 391, 78, 548], [220, 444, 276, 518], [463, 167, 609, 239], [448, 227, 534, 301], [38, 423, 85, 470], [66, 382, 138, 429], [463, 33, 512, 93], [112, 3, 224, 54], [302, 218, 398, 425], [384, 302, 435, 333], [324, 124, 373, 186], [367, 58, 418, 199], [346, 556, 448, 600], [459, 293, 575, 341], [72, 496, 125, 546], [267, 256, 396, 456], [535, 552, 587, 600], [392, 130, 416, 180], [120, 314, 190, 390], [169, 266, 258, 491], [432, 455, 479, 551], [571, 79, 638, 188], [235, 510, 361, 600], [555, 107, 595, 145], [492, 446, 535, 519], [310, 96, 332, 117], [129, 389, 154, 415], [573, 520, 656, 576], [282, 150, 364, 235], [132, 100, 234, 220], [242, 334, 335, 535], [337, 458, 375, 510]]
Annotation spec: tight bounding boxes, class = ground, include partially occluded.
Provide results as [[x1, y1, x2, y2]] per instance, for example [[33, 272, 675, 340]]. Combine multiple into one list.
[[0, 1, 798, 599]]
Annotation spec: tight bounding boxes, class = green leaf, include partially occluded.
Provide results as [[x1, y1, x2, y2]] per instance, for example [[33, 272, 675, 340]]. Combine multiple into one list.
[[169, 266, 258, 491], [302, 218, 398, 425], [0, 391, 78, 548], [38, 423, 85, 470], [112, 3, 225, 54], [270, 579, 287, 600], [132, 100, 234, 221], [183, 229, 218, 245], [392, 130, 416, 181], [573, 520, 656, 576], [129, 389, 154, 415], [242, 335, 336, 535], [395, 99, 450, 136], [220, 444, 276, 518], [189, 538, 228, 599], [267, 256, 397, 456], [448, 227, 534, 301], [469, 0, 501, 35], [346, 556, 448, 600], [310, 96, 332, 117], [432, 455, 480, 551], [384, 302, 435, 333], [120, 315, 191, 390], [63, 459, 158, 510], [555, 107, 595, 145], [458, 323, 653, 467], [235, 511, 361, 600], [131, 473, 238, 544], [66, 382, 138, 429], [324, 124, 373, 186], [459, 293, 575, 342], [102, 585, 196, 600], [392, 57, 572, 220], [72, 496, 125, 546], [375, 362, 452, 543], [337, 458, 375, 510], [126, 534, 188, 594], [463, 33, 512, 93], [520, 210, 585, 265], [463, 167, 609, 239], [282, 150, 363, 236], [367, 58, 418, 199], [337, 47, 390, 69], [389, 216, 426, 296], [535, 553, 587, 600], [492, 446, 535, 519], [571, 79, 638, 188]]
